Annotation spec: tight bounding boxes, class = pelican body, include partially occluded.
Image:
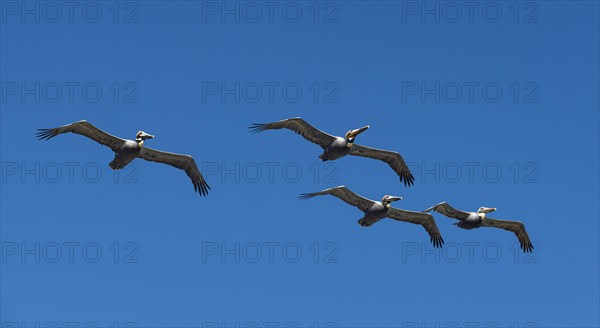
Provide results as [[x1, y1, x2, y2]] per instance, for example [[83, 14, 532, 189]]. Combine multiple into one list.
[[454, 207, 496, 230], [250, 118, 414, 186], [109, 131, 154, 169], [300, 186, 444, 248], [319, 126, 369, 161], [358, 195, 403, 227], [36, 120, 210, 196]]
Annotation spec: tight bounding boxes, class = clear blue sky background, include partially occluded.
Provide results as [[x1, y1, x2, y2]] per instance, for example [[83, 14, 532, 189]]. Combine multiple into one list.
[[1, 1, 599, 327]]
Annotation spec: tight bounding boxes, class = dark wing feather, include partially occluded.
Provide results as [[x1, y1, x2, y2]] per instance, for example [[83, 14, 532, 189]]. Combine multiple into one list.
[[299, 186, 374, 212], [348, 144, 414, 186], [387, 208, 445, 248], [423, 202, 471, 220], [481, 217, 534, 253], [36, 120, 126, 152], [139, 148, 210, 196], [249, 117, 336, 149]]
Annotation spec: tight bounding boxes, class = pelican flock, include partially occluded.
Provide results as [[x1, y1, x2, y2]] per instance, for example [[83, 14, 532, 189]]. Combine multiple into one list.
[[37, 120, 210, 196], [36, 117, 535, 252]]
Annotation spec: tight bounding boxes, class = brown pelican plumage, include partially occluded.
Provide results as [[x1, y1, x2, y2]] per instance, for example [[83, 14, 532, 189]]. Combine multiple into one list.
[[249, 118, 414, 186], [36, 120, 210, 196], [424, 202, 533, 253], [300, 186, 444, 248]]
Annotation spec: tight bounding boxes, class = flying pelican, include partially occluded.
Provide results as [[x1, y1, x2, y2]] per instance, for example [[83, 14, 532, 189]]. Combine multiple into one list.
[[299, 186, 444, 248], [424, 202, 533, 253], [249, 118, 414, 186], [36, 120, 210, 196]]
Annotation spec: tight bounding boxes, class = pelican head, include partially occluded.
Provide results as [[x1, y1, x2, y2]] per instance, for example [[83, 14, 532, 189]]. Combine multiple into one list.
[[136, 131, 154, 142], [381, 195, 402, 206], [344, 125, 370, 143], [135, 131, 154, 148], [477, 207, 497, 214]]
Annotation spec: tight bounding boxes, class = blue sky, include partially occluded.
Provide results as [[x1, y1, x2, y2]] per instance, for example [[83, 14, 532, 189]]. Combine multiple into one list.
[[1, 1, 599, 327]]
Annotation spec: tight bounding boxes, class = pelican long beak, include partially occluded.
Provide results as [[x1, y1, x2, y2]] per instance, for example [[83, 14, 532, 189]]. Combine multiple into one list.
[[139, 132, 154, 140], [347, 126, 370, 138], [480, 207, 497, 213], [387, 196, 403, 202]]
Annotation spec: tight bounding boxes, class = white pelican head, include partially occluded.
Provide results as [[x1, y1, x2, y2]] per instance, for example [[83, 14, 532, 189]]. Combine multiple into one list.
[[344, 125, 370, 144], [381, 195, 402, 206], [136, 131, 154, 142], [135, 131, 154, 148], [477, 207, 497, 214]]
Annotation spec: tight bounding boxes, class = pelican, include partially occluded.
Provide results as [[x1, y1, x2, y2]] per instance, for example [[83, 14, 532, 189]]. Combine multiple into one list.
[[249, 118, 415, 186], [36, 120, 210, 196], [424, 202, 533, 253], [299, 186, 444, 248]]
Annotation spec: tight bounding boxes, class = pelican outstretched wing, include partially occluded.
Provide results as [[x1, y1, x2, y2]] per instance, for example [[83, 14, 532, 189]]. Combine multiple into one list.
[[387, 208, 444, 248], [36, 120, 126, 152], [348, 144, 414, 186], [481, 218, 534, 253], [249, 117, 336, 149], [424, 202, 471, 220], [299, 186, 374, 212], [139, 148, 210, 196]]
